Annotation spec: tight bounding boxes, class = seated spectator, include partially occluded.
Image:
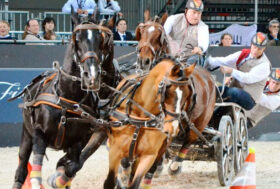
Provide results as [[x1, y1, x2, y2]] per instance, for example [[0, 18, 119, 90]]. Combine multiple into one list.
[[62, 0, 96, 15], [23, 19, 44, 45], [42, 17, 57, 40], [0, 20, 13, 40], [205, 32, 271, 111], [113, 18, 133, 45], [44, 32, 57, 40], [98, 0, 122, 16], [219, 33, 233, 47], [267, 19, 280, 46], [247, 68, 280, 127]]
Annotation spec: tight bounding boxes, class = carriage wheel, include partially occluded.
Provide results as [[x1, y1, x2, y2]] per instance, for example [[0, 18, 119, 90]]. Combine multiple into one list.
[[216, 115, 234, 186], [234, 112, 248, 174]]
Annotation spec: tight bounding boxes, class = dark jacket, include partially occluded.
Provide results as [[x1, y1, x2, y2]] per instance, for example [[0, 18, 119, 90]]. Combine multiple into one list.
[[267, 33, 280, 46], [0, 35, 13, 40], [113, 31, 134, 41]]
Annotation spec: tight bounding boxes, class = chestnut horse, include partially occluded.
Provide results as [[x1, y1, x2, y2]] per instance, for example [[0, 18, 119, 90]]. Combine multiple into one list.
[[104, 57, 213, 189], [135, 11, 169, 71]]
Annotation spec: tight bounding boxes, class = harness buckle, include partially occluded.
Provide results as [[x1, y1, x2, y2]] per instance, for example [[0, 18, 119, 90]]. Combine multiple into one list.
[[60, 116, 66, 125], [96, 119, 104, 124], [81, 112, 89, 118], [72, 76, 78, 81], [73, 104, 80, 111], [133, 132, 138, 140]]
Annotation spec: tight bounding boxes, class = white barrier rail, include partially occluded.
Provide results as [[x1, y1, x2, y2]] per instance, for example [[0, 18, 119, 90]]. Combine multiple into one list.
[[0, 39, 138, 45]]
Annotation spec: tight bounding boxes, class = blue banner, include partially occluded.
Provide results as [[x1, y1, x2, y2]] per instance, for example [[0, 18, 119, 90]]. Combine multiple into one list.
[[0, 68, 50, 123]]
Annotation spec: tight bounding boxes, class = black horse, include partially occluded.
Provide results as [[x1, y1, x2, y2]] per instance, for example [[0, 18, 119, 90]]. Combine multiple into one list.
[[10, 12, 119, 189]]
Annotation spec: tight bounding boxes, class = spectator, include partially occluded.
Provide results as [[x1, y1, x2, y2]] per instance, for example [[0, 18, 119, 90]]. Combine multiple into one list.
[[205, 32, 271, 110], [0, 20, 13, 40], [113, 18, 133, 44], [23, 19, 44, 45], [62, 0, 97, 15], [164, 0, 208, 64], [247, 68, 280, 127], [219, 33, 233, 47], [42, 17, 57, 40], [267, 19, 280, 46], [98, 0, 122, 16]]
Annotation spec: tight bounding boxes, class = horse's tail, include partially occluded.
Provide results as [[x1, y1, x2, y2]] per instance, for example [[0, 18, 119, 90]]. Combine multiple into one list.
[[7, 88, 27, 102]]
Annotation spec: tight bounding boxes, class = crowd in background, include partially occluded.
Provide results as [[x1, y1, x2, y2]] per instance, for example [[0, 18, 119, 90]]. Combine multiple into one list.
[[0, 0, 279, 47]]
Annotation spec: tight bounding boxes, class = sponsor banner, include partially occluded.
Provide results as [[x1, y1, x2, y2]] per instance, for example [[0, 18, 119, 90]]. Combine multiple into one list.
[[0, 69, 49, 123], [210, 24, 257, 46]]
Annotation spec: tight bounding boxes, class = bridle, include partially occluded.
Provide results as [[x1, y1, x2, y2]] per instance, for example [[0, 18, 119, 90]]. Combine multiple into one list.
[[136, 23, 169, 70], [69, 23, 113, 91], [157, 64, 196, 124], [72, 23, 113, 64]]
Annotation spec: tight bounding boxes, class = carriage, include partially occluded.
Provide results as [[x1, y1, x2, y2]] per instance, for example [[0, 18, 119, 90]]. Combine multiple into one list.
[[166, 94, 249, 186]]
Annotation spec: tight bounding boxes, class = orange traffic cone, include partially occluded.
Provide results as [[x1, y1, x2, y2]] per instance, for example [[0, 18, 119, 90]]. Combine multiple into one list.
[[22, 162, 45, 189], [230, 148, 256, 189], [22, 162, 32, 189]]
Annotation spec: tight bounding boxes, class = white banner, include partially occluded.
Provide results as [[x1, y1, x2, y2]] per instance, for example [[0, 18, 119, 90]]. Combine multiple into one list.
[[209, 24, 257, 46]]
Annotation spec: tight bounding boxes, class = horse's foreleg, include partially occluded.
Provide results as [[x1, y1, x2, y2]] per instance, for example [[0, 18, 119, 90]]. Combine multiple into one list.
[[30, 128, 47, 189], [129, 155, 157, 189], [104, 143, 122, 189], [141, 142, 167, 189], [141, 159, 159, 189], [48, 142, 82, 189], [13, 125, 33, 189], [79, 129, 107, 165]]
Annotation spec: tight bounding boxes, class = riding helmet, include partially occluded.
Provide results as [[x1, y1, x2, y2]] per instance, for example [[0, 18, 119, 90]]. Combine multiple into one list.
[[251, 32, 268, 48], [270, 68, 280, 82], [185, 0, 204, 12]]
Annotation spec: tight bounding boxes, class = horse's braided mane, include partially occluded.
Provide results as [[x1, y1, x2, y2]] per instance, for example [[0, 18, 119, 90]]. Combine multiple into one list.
[[153, 54, 181, 66]]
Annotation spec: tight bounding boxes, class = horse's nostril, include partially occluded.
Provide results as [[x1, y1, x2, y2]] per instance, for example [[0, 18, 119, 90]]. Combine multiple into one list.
[[83, 71, 89, 77], [145, 59, 150, 65]]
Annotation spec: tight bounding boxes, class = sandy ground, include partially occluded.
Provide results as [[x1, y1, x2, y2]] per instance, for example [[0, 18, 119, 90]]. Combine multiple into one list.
[[1, 141, 280, 189]]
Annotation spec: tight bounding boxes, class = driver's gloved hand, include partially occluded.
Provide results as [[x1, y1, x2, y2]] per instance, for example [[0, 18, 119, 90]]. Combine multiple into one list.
[[203, 56, 212, 70]]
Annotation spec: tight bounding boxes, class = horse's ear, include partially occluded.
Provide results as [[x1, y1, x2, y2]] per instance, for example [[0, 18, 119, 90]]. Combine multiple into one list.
[[144, 8, 150, 23], [183, 63, 196, 77], [135, 25, 142, 41], [71, 6, 79, 28], [154, 15, 160, 23], [170, 64, 181, 76], [107, 14, 116, 29], [90, 8, 100, 24], [160, 12, 168, 25]]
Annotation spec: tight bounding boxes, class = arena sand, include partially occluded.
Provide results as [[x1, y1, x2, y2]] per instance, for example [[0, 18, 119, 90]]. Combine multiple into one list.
[[1, 141, 279, 189]]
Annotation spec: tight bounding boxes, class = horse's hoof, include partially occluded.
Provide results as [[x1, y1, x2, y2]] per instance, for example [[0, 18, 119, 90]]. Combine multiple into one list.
[[168, 161, 182, 176], [12, 182, 22, 189], [47, 171, 63, 188], [116, 178, 127, 189], [154, 164, 163, 178]]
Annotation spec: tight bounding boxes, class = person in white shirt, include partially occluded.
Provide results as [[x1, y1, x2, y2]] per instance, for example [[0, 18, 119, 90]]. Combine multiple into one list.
[[206, 32, 271, 110], [164, 0, 209, 64], [98, 0, 122, 16], [247, 68, 280, 127], [62, 0, 97, 15]]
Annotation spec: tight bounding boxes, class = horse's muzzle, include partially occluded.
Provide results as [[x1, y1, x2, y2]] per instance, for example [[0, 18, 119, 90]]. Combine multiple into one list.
[[82, 71, 101, 91]]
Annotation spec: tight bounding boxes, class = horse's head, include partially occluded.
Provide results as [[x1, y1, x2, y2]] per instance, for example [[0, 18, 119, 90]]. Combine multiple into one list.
[[70, 10, 114, 91], [135, 13, 169, 72], [148, 58, 196, 138]]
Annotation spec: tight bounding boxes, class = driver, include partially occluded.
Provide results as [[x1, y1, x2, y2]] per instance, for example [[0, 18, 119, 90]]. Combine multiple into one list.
[[247, 69, 280, 127], [205, 32, 271, 110], [164, 0, 209, 65]]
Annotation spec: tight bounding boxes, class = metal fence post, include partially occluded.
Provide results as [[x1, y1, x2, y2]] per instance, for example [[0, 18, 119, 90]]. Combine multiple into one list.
[[139, 0, 144, 23], [254, 0, 258, 24]]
